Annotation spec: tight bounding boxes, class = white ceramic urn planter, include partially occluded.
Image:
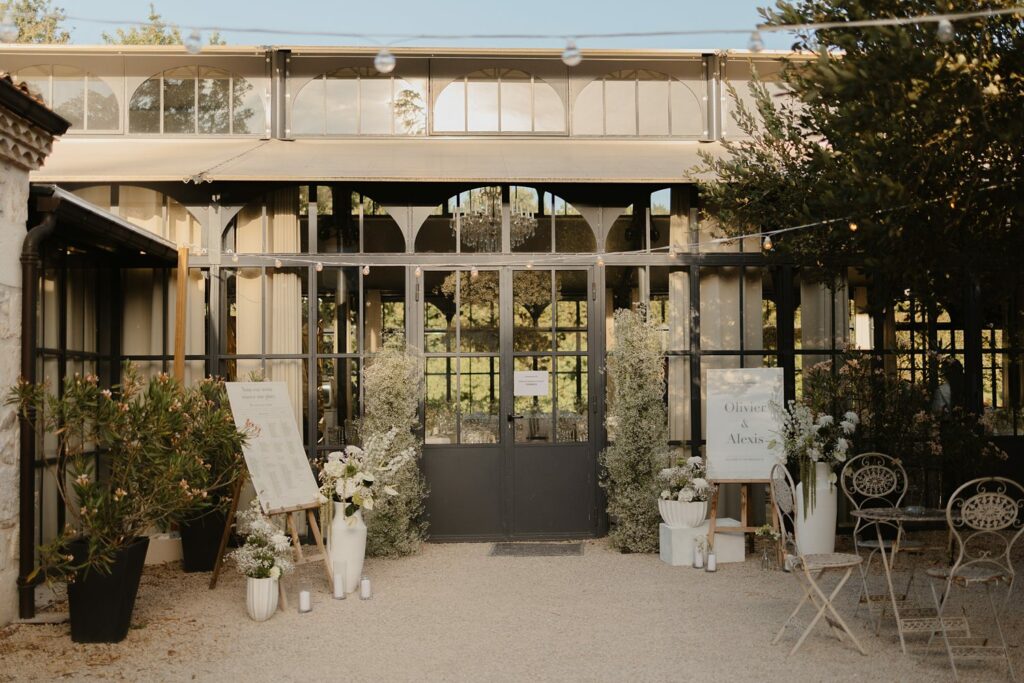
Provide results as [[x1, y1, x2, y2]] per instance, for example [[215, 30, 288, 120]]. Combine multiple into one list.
[[329, 503, 367, 594], [246, 577, 279, 622], [658, 499, 709, 528], [795, 462, 838, 555]]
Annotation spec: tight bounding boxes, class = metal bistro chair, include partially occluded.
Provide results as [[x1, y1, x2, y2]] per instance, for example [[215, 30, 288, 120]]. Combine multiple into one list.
[[770, 463, 867, 657], [840, 452, 925, 621], [927, 477, 1024, 682]]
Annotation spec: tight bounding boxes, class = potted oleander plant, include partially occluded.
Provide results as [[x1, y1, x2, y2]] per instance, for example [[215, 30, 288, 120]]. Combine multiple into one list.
[[8, 365, 234, 642], [174, 377, 249, 573]]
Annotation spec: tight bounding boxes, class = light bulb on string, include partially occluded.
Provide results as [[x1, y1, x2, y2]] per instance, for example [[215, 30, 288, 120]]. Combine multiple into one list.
[[936, 19, 955, 44], [848, 221, 858, 232], [362, 265, 370, 275], [596, 256, 605, 267], [762, 234, 773, 251], [470, 267, 479, 279], [185, 30, 203, 54], [315, 262, 323, 272], [0, 13, 18, 43], [525, 262, 534, 269], [561, 39, 582, 67], [374, 47, 396, 74], [414, 265, 422, 278], [748, 30, 764, 53], [231, 252, 239, 263], [274, 258, 282, 268]]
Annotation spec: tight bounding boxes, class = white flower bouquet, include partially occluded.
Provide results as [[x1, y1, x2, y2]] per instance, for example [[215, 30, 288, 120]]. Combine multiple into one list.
[[230, 501, 293, 579], [769, 400, 859, 513], [657, 455, 715, 503], [318, 428, 409, 525]]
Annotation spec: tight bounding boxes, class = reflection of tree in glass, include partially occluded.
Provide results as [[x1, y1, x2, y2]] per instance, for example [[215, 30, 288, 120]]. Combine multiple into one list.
[[394, 87, 425, 135]]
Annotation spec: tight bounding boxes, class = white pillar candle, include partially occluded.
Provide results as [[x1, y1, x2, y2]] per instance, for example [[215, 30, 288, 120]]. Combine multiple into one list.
[[693, 544, 704, 569], [706, 552, 717, 572], [298, 589, 312, 612], [359, 576, 371, 600], [333, 572, 346, 599]]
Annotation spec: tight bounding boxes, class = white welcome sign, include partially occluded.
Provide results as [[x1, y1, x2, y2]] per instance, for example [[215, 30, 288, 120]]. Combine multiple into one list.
[[226, 382, 320, 514], [705, 368, 784, 481]]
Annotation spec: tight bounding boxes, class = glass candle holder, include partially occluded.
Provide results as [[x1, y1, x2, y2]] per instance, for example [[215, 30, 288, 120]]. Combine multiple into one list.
[[333, 560, 347, 600], [359, 576, 372, 600], [298, 581, 313, 613], [705, 551, 717, 572]]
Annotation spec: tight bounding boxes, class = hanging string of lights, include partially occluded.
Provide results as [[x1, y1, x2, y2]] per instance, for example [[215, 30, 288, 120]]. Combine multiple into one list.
[[1, 6, 1021, 63]]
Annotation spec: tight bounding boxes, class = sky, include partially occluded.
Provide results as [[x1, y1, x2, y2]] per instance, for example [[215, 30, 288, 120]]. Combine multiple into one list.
[[55, 0, 795, 50]]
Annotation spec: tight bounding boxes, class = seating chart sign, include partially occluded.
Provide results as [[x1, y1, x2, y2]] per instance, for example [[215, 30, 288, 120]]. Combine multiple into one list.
[[226, 382, 320, 514], [706, 368, 784, 481]]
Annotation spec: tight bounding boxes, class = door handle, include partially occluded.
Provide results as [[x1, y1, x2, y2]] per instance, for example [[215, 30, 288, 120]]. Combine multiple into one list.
[[507, 413, 524, 422]]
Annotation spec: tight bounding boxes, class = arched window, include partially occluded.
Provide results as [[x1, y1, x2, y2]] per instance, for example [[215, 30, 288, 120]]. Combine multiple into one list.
[[15, 65, 118, 131], [573, 69, 703, 137], [434, 69, 564, 133], [291, 67, 426, 136], [129, 66, 264, 135]]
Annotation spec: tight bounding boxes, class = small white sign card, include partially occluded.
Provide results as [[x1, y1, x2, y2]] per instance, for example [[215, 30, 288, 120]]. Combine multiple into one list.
[[225, 382, 320, 514], [705, 368, 784, 481], [513, 370, 549, 397]]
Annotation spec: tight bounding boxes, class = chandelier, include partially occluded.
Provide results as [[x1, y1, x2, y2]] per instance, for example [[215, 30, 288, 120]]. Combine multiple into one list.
[[450, 205, 537, 252]]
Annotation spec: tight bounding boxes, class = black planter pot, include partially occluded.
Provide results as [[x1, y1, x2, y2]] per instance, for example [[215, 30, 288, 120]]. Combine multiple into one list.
[[179, 507, 227, 573], [67, 536, 149, 643]]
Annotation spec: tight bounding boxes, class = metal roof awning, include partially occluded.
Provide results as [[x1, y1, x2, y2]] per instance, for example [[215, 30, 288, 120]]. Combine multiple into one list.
[[32, 137, 724, 185], [31, 184, 178, 265]]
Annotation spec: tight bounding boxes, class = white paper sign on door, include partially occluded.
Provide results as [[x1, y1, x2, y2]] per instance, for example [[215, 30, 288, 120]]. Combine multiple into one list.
[[226, 382, 320, 514], [513, 370, 549, 396], [705, 368, 784, 481]]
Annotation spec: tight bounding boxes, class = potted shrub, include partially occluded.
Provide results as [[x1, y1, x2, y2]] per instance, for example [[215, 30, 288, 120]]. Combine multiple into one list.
[[8, 365, 225, 642], [174, 377, 248, 573], [230, 501, 293, 621], [656, 455, 715, 528]]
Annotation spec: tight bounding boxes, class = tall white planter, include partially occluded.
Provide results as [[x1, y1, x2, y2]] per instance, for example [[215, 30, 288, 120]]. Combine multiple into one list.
[[658, 499, 708, 528], [795, 462, 838, 555], [246, 577, 279, 621], [329, 503, 366, 594]]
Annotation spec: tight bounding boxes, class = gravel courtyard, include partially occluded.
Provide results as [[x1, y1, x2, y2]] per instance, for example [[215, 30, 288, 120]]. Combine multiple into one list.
[[0, 538, 1020, 682]]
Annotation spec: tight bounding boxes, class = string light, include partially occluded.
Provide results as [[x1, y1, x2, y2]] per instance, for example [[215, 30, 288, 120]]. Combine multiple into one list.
[[762, 235, 773, 250], [414, 265, 422, 278], [848, 221, 858, 232], [596, 256, 605, 267], [184, 29, 203, 54], [274, 258, 282, 268], [525, 261, 533, 269], [748, 30, 764, 52], [936, 19, 955, 43], [362, 264, 370, 275], [561, 39, 582, 67], [0, 12, 17, 43], [231, 252, 239, 263], [374, 47, 396, 74], [315, 261, 323, 272], [470, 266, 479, 278]]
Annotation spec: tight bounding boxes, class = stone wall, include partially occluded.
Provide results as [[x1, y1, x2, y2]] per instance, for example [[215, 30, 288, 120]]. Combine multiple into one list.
[[0, 156, 28, 627]]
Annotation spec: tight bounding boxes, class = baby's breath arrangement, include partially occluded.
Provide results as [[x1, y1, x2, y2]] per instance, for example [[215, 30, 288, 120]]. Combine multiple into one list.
[[657, 455, 715, 503], [230, 501, 293, 579]]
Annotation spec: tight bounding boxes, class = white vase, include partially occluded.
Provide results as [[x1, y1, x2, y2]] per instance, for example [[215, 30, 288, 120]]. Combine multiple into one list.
[[658, 499, 708, 528], [795, 462, 838, 555], [329, 503, 366, 594], [246, 577, 278, 622]]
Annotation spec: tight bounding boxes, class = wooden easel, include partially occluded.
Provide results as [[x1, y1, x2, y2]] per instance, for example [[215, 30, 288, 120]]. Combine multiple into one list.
[[209, 475, 334, 597], [707, 479, 781, 562]]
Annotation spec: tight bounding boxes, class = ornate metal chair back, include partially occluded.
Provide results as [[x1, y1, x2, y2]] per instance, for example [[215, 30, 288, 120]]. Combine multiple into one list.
[[840, 452, 908, 511], [946, 477, 1024, 583], [770, 463, 799, 557]]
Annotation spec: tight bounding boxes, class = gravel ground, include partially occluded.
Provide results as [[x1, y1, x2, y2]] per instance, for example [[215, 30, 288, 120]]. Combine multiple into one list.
[[0, 537, 1019, 682]]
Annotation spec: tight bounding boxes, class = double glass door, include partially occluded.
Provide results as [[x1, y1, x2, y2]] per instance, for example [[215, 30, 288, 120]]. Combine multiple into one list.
[[422, 267, 597, 539]]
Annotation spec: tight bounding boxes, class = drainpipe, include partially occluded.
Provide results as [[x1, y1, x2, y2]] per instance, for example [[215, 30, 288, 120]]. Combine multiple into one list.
[[17, 211, 56, 620]]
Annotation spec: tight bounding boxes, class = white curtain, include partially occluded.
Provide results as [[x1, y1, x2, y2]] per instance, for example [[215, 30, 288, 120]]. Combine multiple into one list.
[[266, 188, 304, 429]]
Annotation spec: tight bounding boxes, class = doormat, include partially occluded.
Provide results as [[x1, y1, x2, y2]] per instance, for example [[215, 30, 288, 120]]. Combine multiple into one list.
[[489, 542, 583, 557]]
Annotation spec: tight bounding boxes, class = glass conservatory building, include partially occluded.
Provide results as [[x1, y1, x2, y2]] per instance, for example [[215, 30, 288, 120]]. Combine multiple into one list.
[[6, 44, 1020, 545]]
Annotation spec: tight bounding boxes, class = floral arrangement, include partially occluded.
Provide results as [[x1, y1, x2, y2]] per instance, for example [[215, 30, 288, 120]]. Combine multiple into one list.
[[230, 501, 293, 580], [754, 523, 781, 541], [7, 364, 249, 581], [657, 455, 715, 503], [318, 428, 408, 524], [769, 400, 859, 514]]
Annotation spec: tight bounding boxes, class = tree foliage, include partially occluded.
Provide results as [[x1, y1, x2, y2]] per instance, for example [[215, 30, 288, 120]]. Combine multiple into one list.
[[101, 3, 223, 45], [698, 0, 1024, 312], [0, 0, 69, 43]]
